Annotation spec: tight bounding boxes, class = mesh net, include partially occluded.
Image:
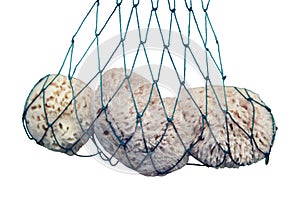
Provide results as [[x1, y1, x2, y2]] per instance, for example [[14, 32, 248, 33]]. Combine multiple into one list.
[[22, 0, 277, 176]]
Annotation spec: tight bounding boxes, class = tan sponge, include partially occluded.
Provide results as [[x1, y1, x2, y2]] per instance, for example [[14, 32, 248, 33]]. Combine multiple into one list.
[[23, 74, 94, 155], [180, 86, 276, 167], [94, 69, 276, 174], [23, 69, 276, 175], [94, 68, 197, 176]]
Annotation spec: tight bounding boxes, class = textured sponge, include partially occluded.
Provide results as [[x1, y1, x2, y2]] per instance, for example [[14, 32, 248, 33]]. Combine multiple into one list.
[[24, 74, 94, 155], [180, 86, 276, 167], [23, 69, 276, 174], [94, 68, 197, 176]]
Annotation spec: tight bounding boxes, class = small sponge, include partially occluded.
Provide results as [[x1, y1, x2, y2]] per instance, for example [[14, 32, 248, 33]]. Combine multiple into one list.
[[24, 74, 94, 155]]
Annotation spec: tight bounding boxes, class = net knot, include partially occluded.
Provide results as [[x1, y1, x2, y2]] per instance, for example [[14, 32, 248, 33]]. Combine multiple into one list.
[[153, 79, 158, 84], [185, 147, 191, 153], [265, 106, 272, 112], [116, 1, 122, 7], [167, 117, 173, 123], [140, 40, 146, 45], [120, 140, 126, 147], [133, 1, 139, 8], [125, 75, 131, 80], [120, 37, 126, 43], [264, 153, 270, 165], [136, 113, 142, 120]]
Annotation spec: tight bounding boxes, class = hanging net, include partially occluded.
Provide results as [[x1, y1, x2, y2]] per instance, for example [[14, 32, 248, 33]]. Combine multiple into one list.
[[22, 0, 277, 176]]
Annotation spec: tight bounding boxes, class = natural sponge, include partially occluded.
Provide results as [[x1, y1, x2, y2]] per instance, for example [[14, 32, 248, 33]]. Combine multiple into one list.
[[94, 68, 197, 176], [23, 74, 94, 155], [180, 86, 276, 167]]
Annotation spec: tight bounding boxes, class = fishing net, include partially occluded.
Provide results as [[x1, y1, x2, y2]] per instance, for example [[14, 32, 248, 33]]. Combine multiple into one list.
[[22, 0, 277, 176]]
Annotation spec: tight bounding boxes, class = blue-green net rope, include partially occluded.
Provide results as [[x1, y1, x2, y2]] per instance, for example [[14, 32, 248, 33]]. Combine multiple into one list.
[[22, 0, 276, 175]]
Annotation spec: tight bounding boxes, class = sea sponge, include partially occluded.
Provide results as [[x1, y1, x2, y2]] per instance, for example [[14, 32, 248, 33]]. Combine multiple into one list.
[[180, 86, 276, 167], [95, 69, 276, 173], [23, 74, 94, 155], [94, 68, 197, 176]]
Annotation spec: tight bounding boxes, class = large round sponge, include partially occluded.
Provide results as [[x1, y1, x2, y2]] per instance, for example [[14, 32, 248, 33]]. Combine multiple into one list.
[[180, 86, 276, 167], [94, 68, 196, 176]]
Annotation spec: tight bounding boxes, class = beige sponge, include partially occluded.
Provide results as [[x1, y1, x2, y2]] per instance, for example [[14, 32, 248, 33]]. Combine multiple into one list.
[[94, 68, 196, 176], [95, 69, 276, 173], [23, 68, 276, 174], [180, 86, 276, 167], [24, 74, 94, 155]]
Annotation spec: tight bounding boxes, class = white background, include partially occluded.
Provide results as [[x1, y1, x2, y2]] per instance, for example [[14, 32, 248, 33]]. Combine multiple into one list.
[[1, 0, 299, 199]]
